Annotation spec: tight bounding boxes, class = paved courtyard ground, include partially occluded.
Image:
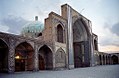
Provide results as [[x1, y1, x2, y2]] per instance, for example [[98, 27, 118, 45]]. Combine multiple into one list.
[[0, 65, 119, 78]]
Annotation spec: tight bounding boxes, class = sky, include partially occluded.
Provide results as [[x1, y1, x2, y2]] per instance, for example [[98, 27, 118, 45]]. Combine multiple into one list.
[[0, 0, 119, 53]]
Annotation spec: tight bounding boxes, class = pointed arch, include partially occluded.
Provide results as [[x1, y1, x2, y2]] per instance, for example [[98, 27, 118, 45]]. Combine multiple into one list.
[[55, 48, 66, 68], [111, 55, 118, 64], [57, 24, 64, 43], [73, 18, 91, 68], [15, 42, 34, 72], [73, 19, 88, 42], [38, 45, 53, 70], [0, 39, 9, 72]]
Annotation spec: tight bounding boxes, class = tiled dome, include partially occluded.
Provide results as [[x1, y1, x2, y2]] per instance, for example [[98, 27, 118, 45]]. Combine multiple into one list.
[[21, 16, 44, 38]]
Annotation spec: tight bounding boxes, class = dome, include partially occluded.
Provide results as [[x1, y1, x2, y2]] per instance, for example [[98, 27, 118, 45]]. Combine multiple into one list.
[[21, 16, 44, 38]]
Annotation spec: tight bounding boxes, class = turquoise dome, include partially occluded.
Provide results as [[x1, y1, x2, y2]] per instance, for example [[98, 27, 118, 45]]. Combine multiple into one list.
[[21, 18, 44, 38]]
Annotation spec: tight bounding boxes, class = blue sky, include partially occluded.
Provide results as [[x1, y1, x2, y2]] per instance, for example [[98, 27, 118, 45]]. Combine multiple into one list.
[[0, 0, 119, 53]]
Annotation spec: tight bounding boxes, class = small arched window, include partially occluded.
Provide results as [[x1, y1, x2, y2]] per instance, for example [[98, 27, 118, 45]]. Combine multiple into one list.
[[57, 24, 63, 43], [37, 33, 42, 37]]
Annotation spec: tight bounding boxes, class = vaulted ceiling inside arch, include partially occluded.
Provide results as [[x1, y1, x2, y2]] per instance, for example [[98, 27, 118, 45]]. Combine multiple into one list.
[[73, 19, 88, 42]]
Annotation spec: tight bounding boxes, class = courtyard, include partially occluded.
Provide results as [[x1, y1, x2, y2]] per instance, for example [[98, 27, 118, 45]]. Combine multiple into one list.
[[0, 65, 119, 78]]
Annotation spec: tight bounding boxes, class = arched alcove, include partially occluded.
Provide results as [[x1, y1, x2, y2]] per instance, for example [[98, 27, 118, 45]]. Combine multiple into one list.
[[39, 45, 53, 70], [73, 18, 90, 68], [57, 24, 64, 43], [15, 42, 34, 72], [0, 39, 8, 72], [55, 48, 66, 68], [111, 55, 118, 64]]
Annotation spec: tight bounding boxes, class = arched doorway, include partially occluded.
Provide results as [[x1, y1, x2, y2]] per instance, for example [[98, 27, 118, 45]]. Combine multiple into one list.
[[39, 54, 45, 70], [57, 24, 63, 43], [73, 19, 90, 68], [0, 39, 8, 72], [15, 42, 34, 72], [111, 55, 118, 64], [39, 45, 53, 70]]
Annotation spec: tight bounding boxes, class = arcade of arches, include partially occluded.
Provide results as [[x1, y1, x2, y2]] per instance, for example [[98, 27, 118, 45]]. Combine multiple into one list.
[[0, 39, 54, 72], [15, 44, 54, 71], [0, 4, 119, 74], [98, 54, 119, 65]]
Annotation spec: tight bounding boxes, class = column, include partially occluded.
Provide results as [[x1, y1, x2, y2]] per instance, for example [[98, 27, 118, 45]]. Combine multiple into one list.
[[8, 39, 15, 73], [33, 44, 39, 71], [67, 5, 74, 69]]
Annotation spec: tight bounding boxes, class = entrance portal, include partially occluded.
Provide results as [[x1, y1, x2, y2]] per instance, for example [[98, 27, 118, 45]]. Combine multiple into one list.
[[0, 39, 8, 72], [72, 19, 90, 68], [73, 42, 84, 67]]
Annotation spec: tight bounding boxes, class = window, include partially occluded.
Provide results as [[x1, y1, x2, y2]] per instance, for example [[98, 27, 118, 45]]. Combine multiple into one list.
[[57, 24, 63, 43], [37, 33, 42, 37]]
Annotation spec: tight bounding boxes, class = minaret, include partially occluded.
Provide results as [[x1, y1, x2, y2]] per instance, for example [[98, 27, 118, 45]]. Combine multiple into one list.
[[35, 16, 38, 21]]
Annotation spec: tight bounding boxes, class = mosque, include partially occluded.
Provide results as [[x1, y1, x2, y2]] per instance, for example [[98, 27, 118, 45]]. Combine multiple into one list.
[[0, 4, 119, 73]]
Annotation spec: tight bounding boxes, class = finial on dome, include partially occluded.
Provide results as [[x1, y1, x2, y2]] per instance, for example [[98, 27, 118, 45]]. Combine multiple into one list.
[[35, 16, 38, 21]]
